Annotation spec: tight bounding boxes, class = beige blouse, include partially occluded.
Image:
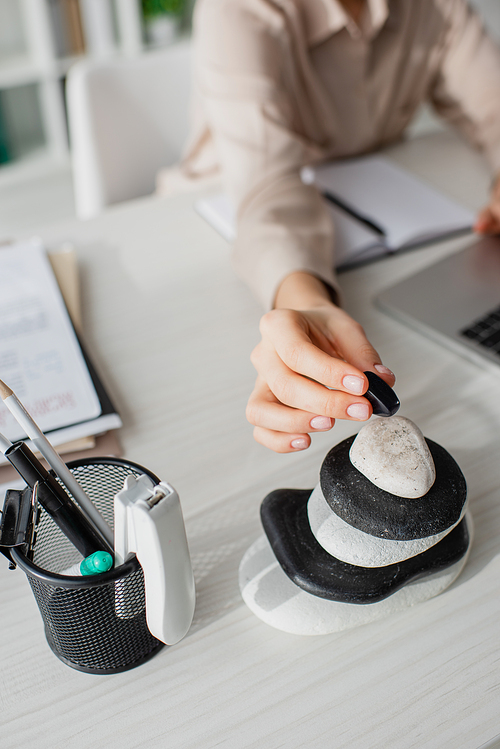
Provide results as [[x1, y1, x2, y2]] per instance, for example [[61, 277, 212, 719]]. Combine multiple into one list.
[[159, 0, 500, 309]]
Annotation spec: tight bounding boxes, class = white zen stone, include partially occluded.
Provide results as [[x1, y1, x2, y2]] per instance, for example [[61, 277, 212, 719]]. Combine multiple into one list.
[[349, 416, 436, 498], [239, 516, 472, 636], [307, 483, 467, 567]]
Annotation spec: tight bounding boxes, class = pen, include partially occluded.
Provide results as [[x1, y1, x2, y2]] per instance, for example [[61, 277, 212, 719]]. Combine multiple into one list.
[[1, 434, 113, 557], [321, 189, 387, 237], [61, 550, 114, 577], [0, 431, 11, 452], [0, 379, 114, 548]]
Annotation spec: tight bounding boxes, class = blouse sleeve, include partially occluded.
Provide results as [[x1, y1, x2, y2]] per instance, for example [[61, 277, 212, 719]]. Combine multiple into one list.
[[430, 0, 500, 175], [194, 0, 339, 310]]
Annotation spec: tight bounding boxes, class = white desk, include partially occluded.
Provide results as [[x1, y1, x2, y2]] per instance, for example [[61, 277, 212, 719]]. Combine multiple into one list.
[[1, 131, 500, 749]]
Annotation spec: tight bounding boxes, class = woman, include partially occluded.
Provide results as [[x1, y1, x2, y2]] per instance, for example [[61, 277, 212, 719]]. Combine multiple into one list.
[[161, 0, 500, 451]]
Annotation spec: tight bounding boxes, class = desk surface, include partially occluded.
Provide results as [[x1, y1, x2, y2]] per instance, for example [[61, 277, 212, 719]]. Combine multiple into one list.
[[1, 131, 500, 749]]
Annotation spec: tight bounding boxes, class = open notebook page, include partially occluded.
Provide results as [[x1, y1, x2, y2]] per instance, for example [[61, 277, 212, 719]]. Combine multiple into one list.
[[310, 156, 474, 249], [0, 239, 101, 442]]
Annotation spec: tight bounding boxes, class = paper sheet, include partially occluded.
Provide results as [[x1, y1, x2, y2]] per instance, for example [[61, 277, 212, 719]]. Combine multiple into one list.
[[310, 156, 474, 250], [195, 193, 236, 242], [0, 239, 101, 442]]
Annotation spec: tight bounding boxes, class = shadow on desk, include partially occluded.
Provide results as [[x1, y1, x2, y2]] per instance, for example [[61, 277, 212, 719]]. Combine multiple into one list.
[[392, 359, 500, 591], [444, 448, 500, 591], [183, 363, 500, 636], [185, 488, 263, 634], [183, 465, 500, 639]]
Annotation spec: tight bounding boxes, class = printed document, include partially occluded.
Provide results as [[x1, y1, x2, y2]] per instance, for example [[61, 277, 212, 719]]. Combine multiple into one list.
[[0, 239, 101, 442]]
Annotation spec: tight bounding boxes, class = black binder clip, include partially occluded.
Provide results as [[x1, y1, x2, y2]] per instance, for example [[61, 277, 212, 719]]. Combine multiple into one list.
[[0, 483, 39, 569]]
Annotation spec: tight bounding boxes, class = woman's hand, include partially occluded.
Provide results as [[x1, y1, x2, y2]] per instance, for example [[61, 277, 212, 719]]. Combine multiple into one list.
[[246, 272, 395, 453], [474, 173, 500, 234]]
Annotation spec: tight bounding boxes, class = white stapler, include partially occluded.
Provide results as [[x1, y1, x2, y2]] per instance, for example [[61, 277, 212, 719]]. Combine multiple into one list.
[[114, 474, 195, 645]]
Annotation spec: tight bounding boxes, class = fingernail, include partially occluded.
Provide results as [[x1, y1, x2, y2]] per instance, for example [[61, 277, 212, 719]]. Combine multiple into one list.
[[347, 403, 370, 420], [291, 438, 309, 450], [342, 375, 365, 395], [374, 364, 395, 378], [310, 416, 333, 430]]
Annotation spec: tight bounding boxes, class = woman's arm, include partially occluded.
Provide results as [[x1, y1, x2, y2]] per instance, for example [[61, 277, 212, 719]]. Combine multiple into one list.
[[195, 1, 395, 452], [194, 0, 339, 310], [429, 1, 500, 186], [246, 272, 395, 453]]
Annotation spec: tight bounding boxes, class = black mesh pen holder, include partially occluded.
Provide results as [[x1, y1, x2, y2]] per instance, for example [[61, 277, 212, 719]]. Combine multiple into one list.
[[11, 457, 165, 675]]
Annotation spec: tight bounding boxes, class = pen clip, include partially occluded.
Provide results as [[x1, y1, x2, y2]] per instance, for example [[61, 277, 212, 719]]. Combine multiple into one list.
[[26, 482, 40, 559]]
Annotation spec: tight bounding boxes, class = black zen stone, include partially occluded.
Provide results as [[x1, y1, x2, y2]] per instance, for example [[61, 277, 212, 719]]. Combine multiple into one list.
[[260, 488, 469, 604], [363, 371, 400, 417], [320, 435, 467, 540]]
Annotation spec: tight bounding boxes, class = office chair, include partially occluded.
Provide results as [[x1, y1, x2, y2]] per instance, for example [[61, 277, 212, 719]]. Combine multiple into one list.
[[66, 39, 191, 219]]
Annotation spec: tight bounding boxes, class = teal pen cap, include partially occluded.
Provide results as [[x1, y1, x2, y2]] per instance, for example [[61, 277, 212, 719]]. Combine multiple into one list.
[[80, 550, 113, 576]]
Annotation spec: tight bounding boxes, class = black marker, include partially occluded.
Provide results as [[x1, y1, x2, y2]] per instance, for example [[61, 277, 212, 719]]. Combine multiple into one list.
[[4, 441, 112, 557]]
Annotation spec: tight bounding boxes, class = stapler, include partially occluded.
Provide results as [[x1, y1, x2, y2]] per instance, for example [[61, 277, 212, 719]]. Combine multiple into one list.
[[114, 474, 195, 645]]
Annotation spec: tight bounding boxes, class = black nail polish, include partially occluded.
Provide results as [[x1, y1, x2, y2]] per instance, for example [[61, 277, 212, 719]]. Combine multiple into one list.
[[363, 371, 400, 417]]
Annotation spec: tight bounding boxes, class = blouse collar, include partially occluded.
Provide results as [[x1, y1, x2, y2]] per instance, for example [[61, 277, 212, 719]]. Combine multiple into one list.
[[297, 0, 390, 46]]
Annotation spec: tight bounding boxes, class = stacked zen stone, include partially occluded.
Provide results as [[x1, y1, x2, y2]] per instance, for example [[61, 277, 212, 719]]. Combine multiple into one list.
[[239, 417, 471, 635]]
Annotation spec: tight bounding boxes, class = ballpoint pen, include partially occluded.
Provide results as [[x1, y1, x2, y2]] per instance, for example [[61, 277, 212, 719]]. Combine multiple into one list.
[[0, 430, 113, 557], [0, 431, 11, 452], [321, 189, 387, 237], [0, 379, 114, 548]]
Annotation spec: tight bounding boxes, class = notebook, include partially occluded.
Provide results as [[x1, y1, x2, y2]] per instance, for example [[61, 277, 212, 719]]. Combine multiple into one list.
[[195, 155, 474, 269], [0, 238, 121, 463], [376, 235, 500, 371]]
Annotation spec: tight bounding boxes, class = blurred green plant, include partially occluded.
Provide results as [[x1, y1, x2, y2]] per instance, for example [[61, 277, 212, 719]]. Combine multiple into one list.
[[142, 0, 185, 17]]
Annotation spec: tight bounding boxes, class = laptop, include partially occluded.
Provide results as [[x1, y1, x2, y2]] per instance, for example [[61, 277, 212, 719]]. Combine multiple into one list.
[[376, 236, 500, 370]]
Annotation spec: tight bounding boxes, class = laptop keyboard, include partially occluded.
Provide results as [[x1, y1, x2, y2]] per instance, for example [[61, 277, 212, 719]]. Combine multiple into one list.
[[460, 305, 500, 353]]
